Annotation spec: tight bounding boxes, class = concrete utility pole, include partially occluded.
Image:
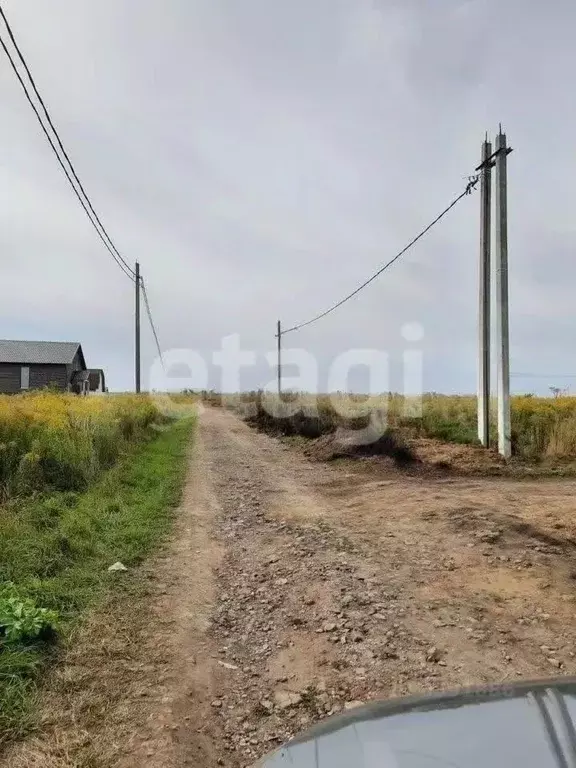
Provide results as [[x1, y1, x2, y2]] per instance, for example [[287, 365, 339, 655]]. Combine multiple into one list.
[[135, 261, 141, 394], [478, 137, 492, 447], [277, 320, 282, 396], [495, 127, 511, 457]]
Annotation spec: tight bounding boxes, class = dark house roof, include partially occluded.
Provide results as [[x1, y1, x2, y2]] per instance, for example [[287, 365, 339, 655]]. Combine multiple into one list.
[[88, 369, 105, 391], [72, 370, 90, 384], [0, 340, 86, 367]]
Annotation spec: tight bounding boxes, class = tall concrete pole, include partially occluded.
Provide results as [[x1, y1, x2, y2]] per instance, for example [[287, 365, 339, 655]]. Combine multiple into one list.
[[135, 261, 141, 394], [478, 137, 492, 447], [495, 128, 511, 457], [277, 320, 282, 396]]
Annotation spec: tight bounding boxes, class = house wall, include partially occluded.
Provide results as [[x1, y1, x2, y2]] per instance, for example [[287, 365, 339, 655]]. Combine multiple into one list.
[[0, 364, 69, 393], [72, 351, 84, 373], [66, 350, 86, 392], [0, 364, 21, 393], [29, 364, 68, 390], [89, 373, 104, 394]]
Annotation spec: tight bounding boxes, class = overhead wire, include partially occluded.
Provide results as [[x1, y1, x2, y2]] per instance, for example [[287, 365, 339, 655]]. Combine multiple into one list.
[[280, 176, 480, 336], [0, 4, 136, 281], [141, 279, 164, 366], [511, 373, 576, 379]]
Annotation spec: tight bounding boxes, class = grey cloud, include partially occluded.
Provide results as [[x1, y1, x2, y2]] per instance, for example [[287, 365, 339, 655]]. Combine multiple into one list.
[[0, 0, 575, 394]]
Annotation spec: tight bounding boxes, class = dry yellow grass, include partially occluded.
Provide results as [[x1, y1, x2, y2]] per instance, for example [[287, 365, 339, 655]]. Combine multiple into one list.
[[0, 392, 161, 499]]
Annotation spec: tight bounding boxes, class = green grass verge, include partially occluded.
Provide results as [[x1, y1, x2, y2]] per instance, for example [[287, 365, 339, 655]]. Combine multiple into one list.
[[0, 415, 195, 745], [420, 417, 478, 445]]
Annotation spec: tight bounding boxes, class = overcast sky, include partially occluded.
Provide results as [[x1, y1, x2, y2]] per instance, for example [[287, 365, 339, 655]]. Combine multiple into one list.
[[1, 0, 575, 394]]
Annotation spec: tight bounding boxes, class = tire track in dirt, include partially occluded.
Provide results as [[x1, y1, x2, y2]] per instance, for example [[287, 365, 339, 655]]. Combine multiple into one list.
[[118, 427, 225, 768]]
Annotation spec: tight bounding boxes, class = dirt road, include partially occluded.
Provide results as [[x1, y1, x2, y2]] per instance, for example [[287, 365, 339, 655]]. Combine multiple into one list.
[[10, 406, 576, 767]]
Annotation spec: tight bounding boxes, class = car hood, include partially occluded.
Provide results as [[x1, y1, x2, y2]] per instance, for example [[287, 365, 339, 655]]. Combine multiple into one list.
[[256, 677, 576, 768]]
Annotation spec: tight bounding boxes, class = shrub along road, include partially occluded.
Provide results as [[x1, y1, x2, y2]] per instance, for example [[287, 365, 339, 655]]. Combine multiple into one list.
[[6, 406, 576, 767]]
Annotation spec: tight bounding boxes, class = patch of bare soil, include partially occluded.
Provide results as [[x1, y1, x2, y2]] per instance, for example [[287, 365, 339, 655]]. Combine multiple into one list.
[[8, 407, 576, 768], [302, 428, 576, 478], [302, 429, 416, 466], [408, 437, 507, 473]]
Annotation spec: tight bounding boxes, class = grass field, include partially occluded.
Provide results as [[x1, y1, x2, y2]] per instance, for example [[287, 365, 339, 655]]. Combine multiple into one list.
[[199, 390, 576, 460], [0, 392, 163, 501], [0, 395, 195, 745]]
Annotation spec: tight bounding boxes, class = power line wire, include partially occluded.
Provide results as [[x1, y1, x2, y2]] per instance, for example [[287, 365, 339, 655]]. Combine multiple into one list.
[[281, 176, 480, 336], [0, 4, 135, 281], [511, 373, 576, 379], [141, 279, 164, 366]]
